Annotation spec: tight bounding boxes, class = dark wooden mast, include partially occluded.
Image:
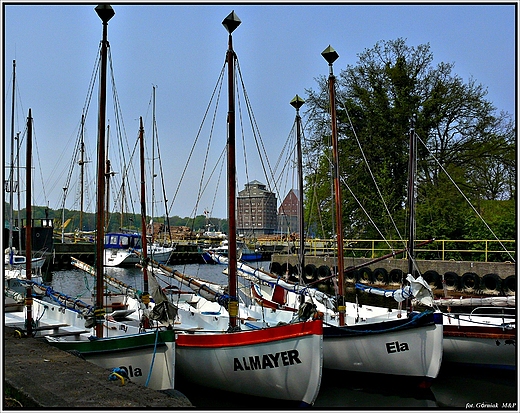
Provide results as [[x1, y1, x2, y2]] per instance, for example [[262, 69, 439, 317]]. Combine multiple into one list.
[[290, 95, 305, 283], [407, 114, 417, 278], [322, 45, 345, 326], [222, 11, 241, 331], [25, 108, 33, 337], [139, 116, 149, 294], [94, 4, 114, 338]]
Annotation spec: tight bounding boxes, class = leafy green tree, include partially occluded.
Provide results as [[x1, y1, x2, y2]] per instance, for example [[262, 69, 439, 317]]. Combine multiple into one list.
[[304, 38, 515, 242]]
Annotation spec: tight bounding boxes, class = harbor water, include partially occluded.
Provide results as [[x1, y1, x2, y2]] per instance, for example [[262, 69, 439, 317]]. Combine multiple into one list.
[[48, 262, 517, 409]]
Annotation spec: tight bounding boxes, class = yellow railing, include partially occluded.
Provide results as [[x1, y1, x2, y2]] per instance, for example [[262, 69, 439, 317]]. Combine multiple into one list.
[[258, 239, 516, 263]]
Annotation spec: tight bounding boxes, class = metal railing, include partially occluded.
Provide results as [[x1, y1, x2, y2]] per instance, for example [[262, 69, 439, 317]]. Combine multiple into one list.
[[258, 239, 516, 263]]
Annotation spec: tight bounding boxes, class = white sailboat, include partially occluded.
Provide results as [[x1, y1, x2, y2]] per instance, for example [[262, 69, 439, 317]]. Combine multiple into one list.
[[171, 12, 323, 406], [434, 296, 516, 369], [34, 5, 176, 391]]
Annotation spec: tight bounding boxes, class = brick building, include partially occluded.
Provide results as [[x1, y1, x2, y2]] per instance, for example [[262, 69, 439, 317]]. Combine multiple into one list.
[[237, 180, 277, 236], [278, 189, 300, 234]]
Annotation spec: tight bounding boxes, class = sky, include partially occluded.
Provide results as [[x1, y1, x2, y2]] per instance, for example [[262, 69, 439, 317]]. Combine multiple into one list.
[[2, 1, 517, 224]]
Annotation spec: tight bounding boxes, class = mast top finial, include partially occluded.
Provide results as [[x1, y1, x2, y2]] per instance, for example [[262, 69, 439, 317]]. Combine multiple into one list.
[[222, 10, 241, 34]]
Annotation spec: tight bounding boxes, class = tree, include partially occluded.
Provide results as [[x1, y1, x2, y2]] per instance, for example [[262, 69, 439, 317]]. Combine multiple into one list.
[[304, 38, 515, 241]]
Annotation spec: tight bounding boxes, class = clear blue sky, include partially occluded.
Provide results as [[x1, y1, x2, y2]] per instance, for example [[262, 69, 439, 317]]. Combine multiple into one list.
[[3, 2, 517, 222]]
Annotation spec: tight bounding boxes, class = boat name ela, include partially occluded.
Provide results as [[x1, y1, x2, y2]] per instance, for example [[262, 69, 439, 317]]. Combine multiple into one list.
[[234, 349, 302, 371], [386, 340, 410, 353]]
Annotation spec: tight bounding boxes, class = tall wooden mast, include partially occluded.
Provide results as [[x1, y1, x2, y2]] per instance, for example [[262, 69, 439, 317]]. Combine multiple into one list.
[[94, 4, 115, 338], [222, 10, 241, 331], [290, 95, 305, 283], [322, 45, 346, 326], [25, 109, 33, 337]]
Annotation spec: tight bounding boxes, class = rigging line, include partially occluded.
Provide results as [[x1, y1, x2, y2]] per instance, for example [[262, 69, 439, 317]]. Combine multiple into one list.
[[108, 48, 139, 223], [340, 101, 403, 252], [276, 125, 297, 223], [235, 60, 273, 193], [273, 122, 296, 183], [416, 133, 515, 262], [209, 148, 227, 222], [30, 119, 49, 207], [235, 65, 256, 237], [82, 43, 101, 122], [235, 61, 287, 223], [167, 63, 226, 216], [320, 148, 388, 244], [151, 92, 174, 243], [186, 145, 227, 221], [191, 73, 224, 230]]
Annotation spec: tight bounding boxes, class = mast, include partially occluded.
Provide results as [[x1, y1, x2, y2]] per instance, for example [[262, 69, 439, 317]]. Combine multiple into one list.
[[25, 108, 33, 337], [290, 95, 305, 283], [8, 60, 16, 257], [139, 116, 149, 294], [16, 132, 22, 252], [105, 123, 112, 229], [407, 114, 417, 277], [79, 114, 85, 232], [322, 45, 345, 326], [222, 10, 241, 331], [151, 86, 156, 244], [94, 4, 115, 338]]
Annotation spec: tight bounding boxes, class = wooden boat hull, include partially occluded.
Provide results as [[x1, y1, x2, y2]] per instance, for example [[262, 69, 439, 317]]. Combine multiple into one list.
[[47, 330, 176, 390], [323, 311, 443, 383], [175, 319, 323, 405], [442, 314, 516, 369]]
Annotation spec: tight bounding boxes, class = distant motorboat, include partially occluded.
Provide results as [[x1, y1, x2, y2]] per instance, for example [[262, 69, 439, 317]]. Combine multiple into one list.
[[203, 239, 263, 263], [5, 247, 45, 269], [103, 232, 173, 267]]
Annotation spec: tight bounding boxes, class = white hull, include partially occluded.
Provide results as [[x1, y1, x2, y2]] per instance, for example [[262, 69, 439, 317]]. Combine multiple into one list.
[[104, 246, 172, 267], [48, 332, 176, 390], [323, 312, 444, 380], [250, 282, 444, 381], [442, 312, 516, 369], [5, 253, 45, 269], [176, 320, 323, 405]]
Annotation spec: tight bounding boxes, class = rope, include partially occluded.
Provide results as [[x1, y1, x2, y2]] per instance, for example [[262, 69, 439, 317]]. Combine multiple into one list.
[[145, 329, 160, 387], [325, 309, 433, 335]]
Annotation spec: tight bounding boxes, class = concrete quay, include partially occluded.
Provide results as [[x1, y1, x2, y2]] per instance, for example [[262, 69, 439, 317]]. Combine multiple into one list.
[[3, 326, 193, 408]]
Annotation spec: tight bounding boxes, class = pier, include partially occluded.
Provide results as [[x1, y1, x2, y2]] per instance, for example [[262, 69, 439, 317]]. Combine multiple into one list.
[[3, 326, 193, 408]]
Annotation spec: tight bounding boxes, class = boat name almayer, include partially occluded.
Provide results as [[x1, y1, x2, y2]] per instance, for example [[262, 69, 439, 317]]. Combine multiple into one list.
[[234, 350, 302, 371]]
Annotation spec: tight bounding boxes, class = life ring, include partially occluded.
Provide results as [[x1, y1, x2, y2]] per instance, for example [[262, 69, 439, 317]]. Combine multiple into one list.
[[270, 261, 282, 276], [461, 272, 480, 292], [503, 275, 516, 294], [422, 270, 441, 289], [357, 267, 374, 284], [372, 267, 389, 284], [443, 271, 460, 290], [389, 268, 403, 284], [480, 273, 502, 293], [344, 266, 358, 283], [303, 264, 317, 283]]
